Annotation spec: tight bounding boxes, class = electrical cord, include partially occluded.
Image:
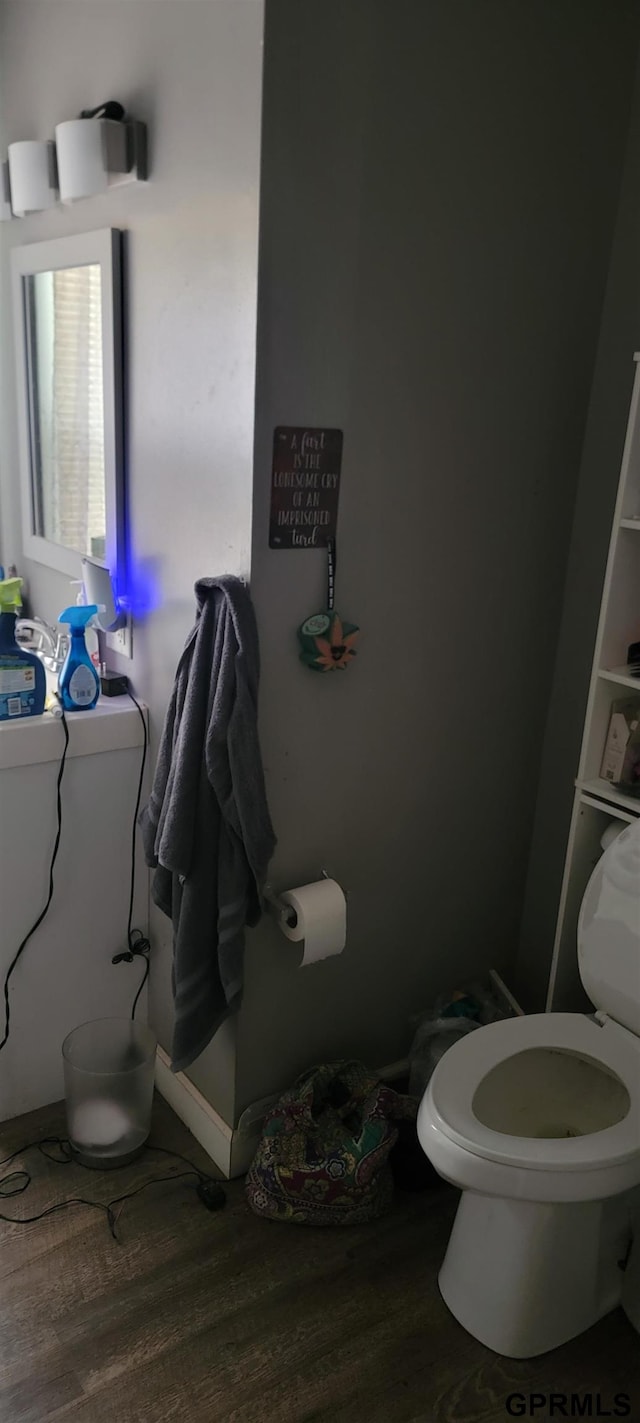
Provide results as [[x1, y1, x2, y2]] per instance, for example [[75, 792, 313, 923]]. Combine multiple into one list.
[[0, 687, 149, 1047], [0, 703, 70, 1054], [111, 690, 151, 1018], [0, 1136, 118, 1235], [0, 1137, 225, 1241], [0, 688, 208, 1240]]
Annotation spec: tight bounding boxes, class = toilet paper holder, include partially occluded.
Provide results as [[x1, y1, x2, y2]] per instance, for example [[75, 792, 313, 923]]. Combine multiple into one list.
[[264, 869, 332, 931]]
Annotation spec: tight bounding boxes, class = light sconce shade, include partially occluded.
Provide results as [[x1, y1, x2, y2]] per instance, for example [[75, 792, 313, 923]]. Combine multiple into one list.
[[8, 140, 58, 216], [1, 161, 12, 221], [55, 118, 129, 202]]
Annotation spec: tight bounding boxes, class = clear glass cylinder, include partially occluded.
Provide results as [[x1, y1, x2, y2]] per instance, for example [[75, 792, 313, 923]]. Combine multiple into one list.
[[63, 1018, 157, 1168]]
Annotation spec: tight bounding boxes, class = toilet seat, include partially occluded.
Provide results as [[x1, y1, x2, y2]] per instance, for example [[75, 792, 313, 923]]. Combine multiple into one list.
[[427, 1012, 640, 1173]]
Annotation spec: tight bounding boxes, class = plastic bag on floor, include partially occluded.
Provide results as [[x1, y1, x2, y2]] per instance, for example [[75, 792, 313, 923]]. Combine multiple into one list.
[[409, 982, 505, 1099], [409, 1016, 478, 1098]]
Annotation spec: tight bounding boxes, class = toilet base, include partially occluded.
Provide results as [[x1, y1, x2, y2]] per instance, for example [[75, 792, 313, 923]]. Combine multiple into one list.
[[439, 1187, 633, 1357]]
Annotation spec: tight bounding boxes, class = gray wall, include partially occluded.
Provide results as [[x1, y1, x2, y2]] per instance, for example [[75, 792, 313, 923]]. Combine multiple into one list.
[[0, 0, 264, 1121], [236, 0, 640, 1115], [515, 45, 640, 1010]]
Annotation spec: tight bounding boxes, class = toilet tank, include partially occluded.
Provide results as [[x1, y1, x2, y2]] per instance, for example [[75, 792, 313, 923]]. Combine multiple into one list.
[[578, 819, 640, 1036], [0, 700, 149, 1122]]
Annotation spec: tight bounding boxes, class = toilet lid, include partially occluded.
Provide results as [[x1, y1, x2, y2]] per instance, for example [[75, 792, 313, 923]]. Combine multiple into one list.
[[425, 1013, 640, 1172], [578, 817, 640, 1035]]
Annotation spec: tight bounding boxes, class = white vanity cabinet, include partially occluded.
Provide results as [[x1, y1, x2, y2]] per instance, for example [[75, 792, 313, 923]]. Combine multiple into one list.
[[0, 699, 149, 1121]]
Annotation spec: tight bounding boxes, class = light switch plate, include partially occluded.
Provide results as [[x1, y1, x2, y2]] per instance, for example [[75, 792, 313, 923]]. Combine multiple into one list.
[[106, 614, 132, 659]]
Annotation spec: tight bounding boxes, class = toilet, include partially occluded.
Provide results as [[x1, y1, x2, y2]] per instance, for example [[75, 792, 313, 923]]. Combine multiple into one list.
[[417, 817, 640, 1358]]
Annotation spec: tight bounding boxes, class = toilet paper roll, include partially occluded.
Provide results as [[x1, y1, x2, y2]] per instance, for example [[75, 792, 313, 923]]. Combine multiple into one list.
[[279, 878, 346, 965]]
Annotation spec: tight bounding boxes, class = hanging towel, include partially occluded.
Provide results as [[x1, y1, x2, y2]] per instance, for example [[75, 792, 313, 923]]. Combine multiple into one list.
[[139, 576, 276, 1072]]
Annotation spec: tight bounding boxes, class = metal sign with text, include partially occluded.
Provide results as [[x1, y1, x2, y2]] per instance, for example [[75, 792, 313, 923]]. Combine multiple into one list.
[[269, 426, 343, 548]]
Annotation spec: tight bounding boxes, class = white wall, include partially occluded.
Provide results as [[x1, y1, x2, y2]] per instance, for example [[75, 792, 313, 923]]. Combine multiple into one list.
[[515, 43, 640, 1010], [235, 0, 640, 1116], [0, 708, 148, 1121], [0, 0, 264, 1121]]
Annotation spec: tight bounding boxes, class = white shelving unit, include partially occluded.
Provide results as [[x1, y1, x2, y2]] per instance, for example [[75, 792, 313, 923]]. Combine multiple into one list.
[[547, 354, 640, 1012]]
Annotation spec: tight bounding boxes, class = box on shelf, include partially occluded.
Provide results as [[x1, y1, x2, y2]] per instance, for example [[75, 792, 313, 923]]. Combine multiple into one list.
[[600, 697, 640, 791]]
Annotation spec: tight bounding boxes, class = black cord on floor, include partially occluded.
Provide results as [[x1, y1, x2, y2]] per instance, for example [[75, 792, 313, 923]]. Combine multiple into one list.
[[0, 705, 70, 1054], [0, 1135, 117, 1235], [111, 690, 151, 1018], [0, 1137, 225, 1241]]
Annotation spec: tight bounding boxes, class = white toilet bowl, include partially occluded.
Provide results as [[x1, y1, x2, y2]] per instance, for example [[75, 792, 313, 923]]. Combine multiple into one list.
[[417, 819, 640, 1358]]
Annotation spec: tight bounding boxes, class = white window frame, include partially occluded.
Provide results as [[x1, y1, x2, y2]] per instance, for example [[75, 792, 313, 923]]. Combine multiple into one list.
[[11, 227, 124, 580]]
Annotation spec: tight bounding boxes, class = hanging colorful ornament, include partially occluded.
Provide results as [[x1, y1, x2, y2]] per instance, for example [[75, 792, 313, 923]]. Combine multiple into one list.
[[297, 540, 360, 672]]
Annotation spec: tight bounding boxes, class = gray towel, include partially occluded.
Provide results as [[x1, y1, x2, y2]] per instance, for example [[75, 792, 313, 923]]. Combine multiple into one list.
[[139, 576, 276, 1072]]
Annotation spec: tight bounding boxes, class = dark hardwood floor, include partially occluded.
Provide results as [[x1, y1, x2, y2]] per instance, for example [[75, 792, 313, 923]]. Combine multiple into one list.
[[0, 1096, 638, 1422]]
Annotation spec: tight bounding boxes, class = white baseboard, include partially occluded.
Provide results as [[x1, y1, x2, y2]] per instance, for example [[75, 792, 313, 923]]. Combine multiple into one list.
[[154, 1045, 233, 1178], [489, 967, 525, 1016]]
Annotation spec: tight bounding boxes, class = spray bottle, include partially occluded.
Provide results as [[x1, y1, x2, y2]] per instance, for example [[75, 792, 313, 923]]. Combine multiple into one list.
[[71, 580, 101, 675], [58, 605, 102, 711], [0, 577, 46, 720]]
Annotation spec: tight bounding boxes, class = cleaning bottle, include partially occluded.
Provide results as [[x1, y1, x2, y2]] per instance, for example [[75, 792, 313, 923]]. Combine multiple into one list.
[[0, 577, 46, 720], [7, 564, 32, 619], [71, 581, 101, 676], [58, 605, 101, 711]]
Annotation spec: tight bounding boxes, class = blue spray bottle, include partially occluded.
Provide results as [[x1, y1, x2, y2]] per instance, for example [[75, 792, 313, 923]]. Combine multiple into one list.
[[58, 605, 101, 711]]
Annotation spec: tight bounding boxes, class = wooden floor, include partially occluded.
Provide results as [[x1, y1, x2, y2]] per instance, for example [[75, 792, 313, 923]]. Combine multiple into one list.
[[0, 1096, 638, 1423]]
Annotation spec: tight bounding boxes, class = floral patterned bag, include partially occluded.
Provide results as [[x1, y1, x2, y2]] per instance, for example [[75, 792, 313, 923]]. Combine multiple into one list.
[[245, 1060, 417, 1226]]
